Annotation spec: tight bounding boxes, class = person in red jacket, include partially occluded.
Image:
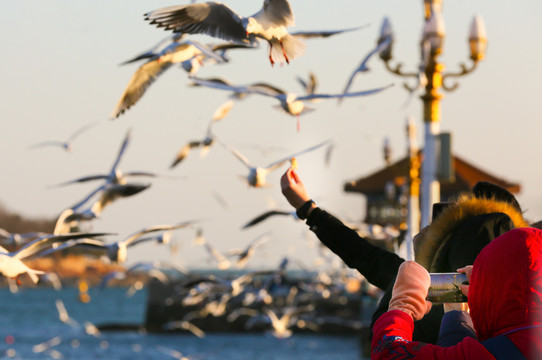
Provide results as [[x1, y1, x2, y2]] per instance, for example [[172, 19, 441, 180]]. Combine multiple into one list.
[[371, 227, 542, 359]]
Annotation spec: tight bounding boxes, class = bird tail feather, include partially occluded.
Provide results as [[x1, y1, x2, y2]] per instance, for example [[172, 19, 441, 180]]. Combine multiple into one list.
[[270, 35, 306, 64]]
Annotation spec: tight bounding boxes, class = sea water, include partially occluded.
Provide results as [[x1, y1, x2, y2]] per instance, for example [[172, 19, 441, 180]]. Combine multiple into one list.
[[0, 287, 365, 359]]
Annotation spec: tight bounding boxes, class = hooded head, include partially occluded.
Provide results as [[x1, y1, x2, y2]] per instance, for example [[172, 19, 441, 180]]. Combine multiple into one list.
[[472, 181, 522, 214], [469, 227, 542, 341]]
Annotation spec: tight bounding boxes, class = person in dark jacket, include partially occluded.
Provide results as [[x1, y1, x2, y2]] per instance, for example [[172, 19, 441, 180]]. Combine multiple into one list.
[[371, 228, 542, 359], [280, 168, 530, 344]]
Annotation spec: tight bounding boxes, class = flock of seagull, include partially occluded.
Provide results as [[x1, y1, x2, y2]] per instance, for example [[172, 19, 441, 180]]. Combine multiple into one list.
[[1, 0, 405, 347]]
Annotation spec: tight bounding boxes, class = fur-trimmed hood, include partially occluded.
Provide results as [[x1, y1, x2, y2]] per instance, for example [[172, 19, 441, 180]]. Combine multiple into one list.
[[415, 194, 530, 270]]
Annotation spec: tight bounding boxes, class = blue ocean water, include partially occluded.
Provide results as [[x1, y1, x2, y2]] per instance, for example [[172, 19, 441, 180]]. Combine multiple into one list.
[[0, 287, 367, 360]]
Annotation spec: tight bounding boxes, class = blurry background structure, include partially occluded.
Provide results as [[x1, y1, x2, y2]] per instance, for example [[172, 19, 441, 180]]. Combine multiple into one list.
[[1, 0, 541, 271]]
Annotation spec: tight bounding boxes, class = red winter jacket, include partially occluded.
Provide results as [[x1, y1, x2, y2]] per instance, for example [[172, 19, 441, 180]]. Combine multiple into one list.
[[371, 227, 542, 359]]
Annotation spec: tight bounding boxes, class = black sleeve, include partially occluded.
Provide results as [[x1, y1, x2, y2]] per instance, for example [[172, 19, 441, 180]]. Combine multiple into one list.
[[306, 207, 404, 290]]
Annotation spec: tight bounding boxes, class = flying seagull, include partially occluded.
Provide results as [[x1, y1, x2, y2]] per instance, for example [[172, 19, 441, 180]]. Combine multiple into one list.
[[28, 120, 100, 153], [170, 100, 234, 168], [220, 139, 331, 188], [111, 39, 226, 119], [191, 77, 394, 131], [144, 0, 305, 66], [0, 232, 111, 284]]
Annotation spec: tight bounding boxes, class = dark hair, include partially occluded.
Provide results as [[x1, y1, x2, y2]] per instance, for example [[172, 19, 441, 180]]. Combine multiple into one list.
[[472, 181, 522, 213], [432, 202, 450, 222]]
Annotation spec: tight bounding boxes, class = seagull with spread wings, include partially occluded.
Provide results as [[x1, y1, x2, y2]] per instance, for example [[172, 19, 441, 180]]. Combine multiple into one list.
[[226, 232, 271, 269], [46, 223, 196, 264], [220, 139, 331, 188], [170, 100, 234, 168], [28, 120, 100, 153], [191, 77, 394, 131], [111, 39, 226, 119], [145, 0, 305, 66], [0, 232, 110, 284], [52, 129, 165, 224]]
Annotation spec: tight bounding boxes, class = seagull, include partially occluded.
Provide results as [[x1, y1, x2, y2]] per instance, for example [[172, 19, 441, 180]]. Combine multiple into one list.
[[162, 320, 206, 338], [52, 129, 158, 188], [219, 139, 331, 187], [52, 129, 166, 221], [111, 39, 226, 119], [28, 120, 100, 153], [170, 100, 234, 168], [50, 223, 196, 264], [202, 241, 231, 270], [191, 77, 394, 131], [226, 232, 271, 269], [144, 0, 305, 66], [156, 345, 200, 360], [338, 35, 393, 104], [55, 299, 79, 327], [246, 287, 315, 338], [0, 232, 110, 284]]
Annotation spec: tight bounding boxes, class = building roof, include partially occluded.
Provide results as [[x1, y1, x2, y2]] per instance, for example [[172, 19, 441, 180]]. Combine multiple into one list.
[[344, 153, 521, 196]]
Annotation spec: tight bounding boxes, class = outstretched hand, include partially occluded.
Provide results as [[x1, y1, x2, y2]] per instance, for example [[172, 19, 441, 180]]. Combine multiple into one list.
[[280, 168, 311, 209]]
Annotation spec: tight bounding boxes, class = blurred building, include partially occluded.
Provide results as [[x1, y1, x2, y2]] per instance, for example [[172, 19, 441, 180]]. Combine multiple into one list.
[[344, 153, 521, 228]]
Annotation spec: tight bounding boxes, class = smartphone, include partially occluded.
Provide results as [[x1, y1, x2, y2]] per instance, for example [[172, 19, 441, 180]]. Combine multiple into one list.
[[426, 272, 468, 303]]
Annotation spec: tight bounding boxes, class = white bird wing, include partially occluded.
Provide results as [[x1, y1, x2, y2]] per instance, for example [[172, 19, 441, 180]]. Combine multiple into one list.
[[220, 142, 253, 169], [298, 83, 394, 102], [264, 139, 332, 170], [251, 0, 295, 27], [69, 184, 106, 212], [120, 33, 185, 65], [251, 232, 271, 248], [122, 222, 196, 247], [13, 233, 110, 260], [35, 238, 107, 258], [296, 72, 317, 95], [184, 39, 228, 64], [211, 100, 235, 122], [110, 57, 175, 119], [109, 128, 132, 175], [191, 77, 254, 95], [66, 120, 100, 142], [145, 3, 255, 45], [171, 140, 203, 168]]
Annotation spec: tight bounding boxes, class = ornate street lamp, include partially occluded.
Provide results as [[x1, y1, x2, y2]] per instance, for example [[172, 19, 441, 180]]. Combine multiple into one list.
[[376, 1, 487, 227]]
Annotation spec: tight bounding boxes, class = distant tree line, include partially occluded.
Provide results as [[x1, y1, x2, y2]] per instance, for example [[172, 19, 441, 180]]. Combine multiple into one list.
[[0, 202, 56, 234]]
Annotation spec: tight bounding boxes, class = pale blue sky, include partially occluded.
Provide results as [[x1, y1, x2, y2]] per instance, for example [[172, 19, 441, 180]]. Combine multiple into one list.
[[2, 0, 541, 269]]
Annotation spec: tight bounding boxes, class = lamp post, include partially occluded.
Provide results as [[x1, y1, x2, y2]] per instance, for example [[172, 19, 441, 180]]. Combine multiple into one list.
[[376, 1, 487, 227]]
